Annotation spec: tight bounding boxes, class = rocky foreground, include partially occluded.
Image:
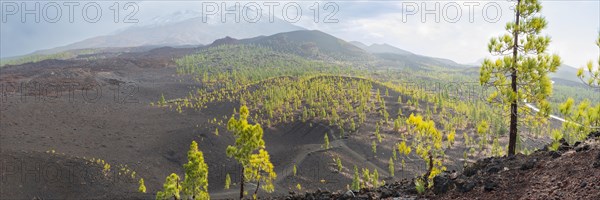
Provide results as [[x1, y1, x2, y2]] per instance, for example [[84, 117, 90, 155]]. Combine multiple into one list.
[[272, 132, 600, 200]]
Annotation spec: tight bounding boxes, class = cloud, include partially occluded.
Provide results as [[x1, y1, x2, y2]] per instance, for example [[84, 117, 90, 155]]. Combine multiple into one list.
[[304, 0, 598, 67], [1, 0, 598, 68]]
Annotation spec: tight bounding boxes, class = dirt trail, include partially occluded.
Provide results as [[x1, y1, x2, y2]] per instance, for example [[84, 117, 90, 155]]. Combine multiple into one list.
[[211, 122, 390, 199]]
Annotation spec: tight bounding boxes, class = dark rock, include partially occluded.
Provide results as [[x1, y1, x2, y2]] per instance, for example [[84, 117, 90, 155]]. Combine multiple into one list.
[[549, 151, 561, 158], [587, 131, 600, 139], [433, 175, 451, 195], [575, 145, 590, 152], [520, 159, 537, 170], [487, 165, 501, 173], [558, 138, 567, 145], [593, 161, 600, 168], [380, 188, 394, 198], [581, 182, 588, 188], [558, 144, 571, 151], [463, 167, 478, 177], [574, 141, 581, 147], [304, 193, 315, 200], [484, 181, 498, 192], [456, 179, 476, 193]]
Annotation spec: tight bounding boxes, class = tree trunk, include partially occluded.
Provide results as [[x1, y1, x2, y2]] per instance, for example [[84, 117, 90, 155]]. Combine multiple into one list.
[[508, 0, 521, 156], [239, 167, 244, 200], [254, 179, 260, 197]]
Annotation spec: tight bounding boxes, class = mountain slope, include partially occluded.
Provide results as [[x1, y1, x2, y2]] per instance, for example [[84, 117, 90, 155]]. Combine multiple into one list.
[[350, 41, 413, 55], [209, 30, 371, 61], [550, 64, 582, 83], [349, 41, 467, 69]]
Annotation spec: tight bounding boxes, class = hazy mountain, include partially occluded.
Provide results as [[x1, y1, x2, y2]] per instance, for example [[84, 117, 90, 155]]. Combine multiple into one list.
[[550, 65, 582, 83], [465, 59, 582, 83], [350, 41, 413, 55], [210, 30, 370, 61], [347, 41, 467, 69], [35, 10, 305, 54]]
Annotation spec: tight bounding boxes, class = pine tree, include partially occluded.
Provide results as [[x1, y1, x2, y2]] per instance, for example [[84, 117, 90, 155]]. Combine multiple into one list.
[[293, 164, 297, 176], [323, 133, 330, 150], [351, 165, 360, 191], [388, 157, 395, 177], [394, 119, 401, 132], [362, 168, 370, 188], [372, 169, 379, 188], [406, 113, 445, 187], [138, 178, 146, 193], [226, 105, 276, 199], [336, 157, 343, 172], [447, 130, 456, 147], [182, 141, 210, 200], [156, 173, 181, 200], [225, 173, 231, 189], [159, 93, 166, 106], [246, 149, 277, 195], [479, 0, 561, 155], [371, 141, 377, 154]]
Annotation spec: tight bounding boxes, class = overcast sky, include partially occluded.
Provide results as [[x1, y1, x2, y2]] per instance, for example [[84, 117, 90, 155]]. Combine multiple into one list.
[[1, 0, 598, 67]]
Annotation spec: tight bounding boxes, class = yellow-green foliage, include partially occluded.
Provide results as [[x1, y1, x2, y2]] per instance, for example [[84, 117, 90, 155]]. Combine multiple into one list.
[[293, 164, 297, 176], [246, 149, 277, 193], [335, 157, 343, 172], [371, 141, 377, 154], [406, 113, 446, 187], [576, 35, 600, 87], [225, 173, 231, 189], [103, 163, 111, 175], [388, 157, 394, 177], [323, 133, 330, 150], [559, 98, 599, 143], [351, 165, 360, 191], [361, 168, 370, 188], [138, 178, 146, 193], [226, 105, 276, 197], [415, 177, 425, 194], [371, 169, 380, 188], [447, 130, 456, 147], [397, 141, 411, 155], [479, 0, 561, 155], [182, 141, 210, 199], [156, 173, 181, 200]]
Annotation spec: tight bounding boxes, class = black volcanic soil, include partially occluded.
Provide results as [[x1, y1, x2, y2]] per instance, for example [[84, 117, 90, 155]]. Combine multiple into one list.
[[275, 135, 600, 200], [0, 47, 559, 199]]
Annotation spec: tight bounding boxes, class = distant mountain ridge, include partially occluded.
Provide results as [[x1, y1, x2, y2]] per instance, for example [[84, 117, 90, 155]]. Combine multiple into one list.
[[349, 41, 413, 55], [209, 30, 371, 61], [34, 10, 305, 55]]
